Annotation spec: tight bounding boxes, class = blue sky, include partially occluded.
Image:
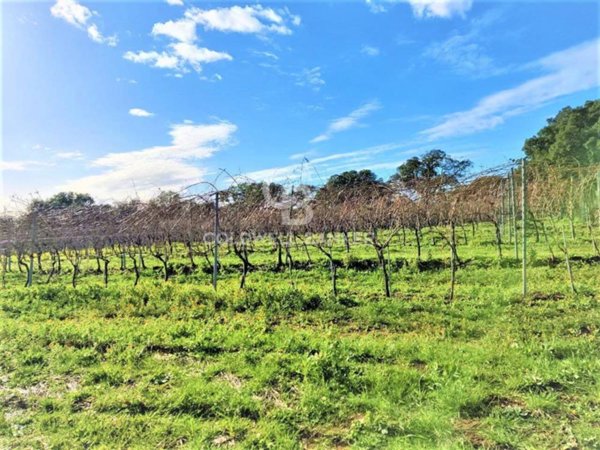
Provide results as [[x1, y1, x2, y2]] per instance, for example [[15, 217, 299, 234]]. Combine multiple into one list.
[[1, 0, 599, 206]]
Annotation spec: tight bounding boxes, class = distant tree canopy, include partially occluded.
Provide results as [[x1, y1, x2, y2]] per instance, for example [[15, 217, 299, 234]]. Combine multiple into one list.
[[30, 192, 94, 211], [223, 182, 284, 206], [523, 100, 600, 166], [389, 150, 472, 190], [317, 170, 384, 201]]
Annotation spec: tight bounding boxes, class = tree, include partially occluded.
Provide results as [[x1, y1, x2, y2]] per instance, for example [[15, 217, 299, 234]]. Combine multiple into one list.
[[30, 192, 95, 211], [223, 182, 284, 206], [389, 150, 472, 189], [317, 170, 383, 202], [523, 100, 600, 166]]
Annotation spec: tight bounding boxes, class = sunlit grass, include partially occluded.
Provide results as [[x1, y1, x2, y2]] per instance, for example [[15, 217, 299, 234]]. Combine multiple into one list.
[[1, 224, 599, 448]]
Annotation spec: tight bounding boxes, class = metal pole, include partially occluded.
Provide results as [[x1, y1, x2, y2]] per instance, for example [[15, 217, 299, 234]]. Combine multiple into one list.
[[510, 169, 518, 260], [500, 180, 505, 243], [27, 214, 37, 287], [597, 171, 600, 231], [521, 159, 527, 297], [213, 191, 219, 291]]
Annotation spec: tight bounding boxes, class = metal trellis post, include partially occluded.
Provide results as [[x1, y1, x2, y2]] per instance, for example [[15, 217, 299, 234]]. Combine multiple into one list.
[[27, 214, 37, 288], [510, 169, 518, 260], [521, 159, 527, 298], [213, 190, 219, 291]]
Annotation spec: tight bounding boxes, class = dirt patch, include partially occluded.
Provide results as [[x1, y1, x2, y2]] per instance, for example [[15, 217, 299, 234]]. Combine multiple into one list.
[[409, 359, 428, 370], [460, 394, 525, 419], [217, 372, 244, 390], [520, 379, 565, 393], [569, 255, 600, 264], [255, 388, 288, 409], [212, 434, 236, 447], [455, 419, 517, 449], [529, 292, 565, 303]]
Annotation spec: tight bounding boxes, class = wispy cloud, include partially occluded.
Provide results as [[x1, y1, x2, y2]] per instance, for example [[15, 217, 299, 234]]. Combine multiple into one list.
[[422, 38, 600, 140], [361, 45, 380, 56], [55, 151, 84, 160], [365, 0, 388, 14], [129, 108, 154, 117], [294, 67, 325, 90], [311, 100, 381, 143], [253, 50, 279, 60], [166, 0, 184, 6], [424, 10, 506, 78], [408, 0, 473, 19], [365, 0, 473, 19], [60, 122, 237, 201], [1, 161, 53, 171], [124, 45, 232, 73], [50, 0, 117, 46], [199, 73, 223, 82], [242, 142, 415, 184]]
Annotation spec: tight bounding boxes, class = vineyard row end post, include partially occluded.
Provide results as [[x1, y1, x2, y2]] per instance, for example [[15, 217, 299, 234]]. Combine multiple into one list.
[[213, 190, 219, 291], [522, 159, 527, 298]]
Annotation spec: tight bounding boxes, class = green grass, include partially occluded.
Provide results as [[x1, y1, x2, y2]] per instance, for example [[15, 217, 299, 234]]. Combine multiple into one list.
[[1, 224, 599, 449]]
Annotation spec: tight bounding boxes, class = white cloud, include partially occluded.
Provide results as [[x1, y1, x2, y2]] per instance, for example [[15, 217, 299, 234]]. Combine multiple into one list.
[[87, 24, 118, 47], [243, 142, 411, 184], [424, 10, 505, 78], [253, 50, 279, 60], [129, 108, 154, 117], [32, 144, 51, 151], [166, 0, 184, 5], [199, 73, 223, 83], [365, 0, 472, 18], [422, 38, 600, 140], [171, 42, 233, 71], [311, 100, 381, 143], [425, 33, 499, 78], [1, 161, 53, 171], [50, 0, 117, 46], [126, 5, 298, 76], [60, 122, 237, 201], [295, 67, 325, 90], [55, 151, 84, 160], [185, 5, 300, 35], [116, 77, 137, 84], [1, 161, 30, 172], [361, 45, 380, 56], [152, 19, 197, 43], [124, 44, 232, 73], [50, 0, 91, 27], [124, 50, 180, 70], [365, 0, 388, 14], [408, 0, 473, 19]]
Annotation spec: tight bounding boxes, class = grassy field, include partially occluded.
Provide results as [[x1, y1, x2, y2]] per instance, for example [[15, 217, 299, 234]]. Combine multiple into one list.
[[1, 225, 599, 449]]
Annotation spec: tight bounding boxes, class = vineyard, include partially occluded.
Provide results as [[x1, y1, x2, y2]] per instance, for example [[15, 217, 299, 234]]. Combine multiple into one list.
[[2, 163, 600, 294], [1, 162, 600, 449]]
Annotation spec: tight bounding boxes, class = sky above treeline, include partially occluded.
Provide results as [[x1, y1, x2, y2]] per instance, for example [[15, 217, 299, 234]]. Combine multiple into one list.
[[1, 0, 599, 208]]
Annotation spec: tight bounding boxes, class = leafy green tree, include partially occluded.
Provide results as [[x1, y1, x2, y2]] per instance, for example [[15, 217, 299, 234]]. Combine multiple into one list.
[[389, 150, 471, 188], [223, 182, 284, 206], [523, 100, 600, 166], [317, 170, 383, 201], [30, 192, 95, 211]]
